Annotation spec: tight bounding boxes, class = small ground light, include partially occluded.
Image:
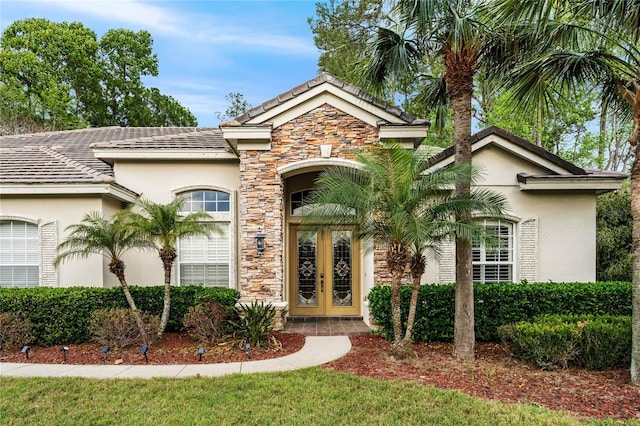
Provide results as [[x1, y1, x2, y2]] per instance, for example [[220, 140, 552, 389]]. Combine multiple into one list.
[[60, 346, 69, 362], [101, 345, 110, 364], [197, 347, 204, 362], [245, 343, 251, 359], [21, 345, 30, 360], [140, 345, 149, 364]]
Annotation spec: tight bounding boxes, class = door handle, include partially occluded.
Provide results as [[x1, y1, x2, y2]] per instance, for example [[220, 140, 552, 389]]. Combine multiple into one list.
[[320, 272, 324, 292]]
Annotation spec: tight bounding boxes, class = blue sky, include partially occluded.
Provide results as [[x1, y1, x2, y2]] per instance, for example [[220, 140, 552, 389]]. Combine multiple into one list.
[[0, 0, 325, 126]]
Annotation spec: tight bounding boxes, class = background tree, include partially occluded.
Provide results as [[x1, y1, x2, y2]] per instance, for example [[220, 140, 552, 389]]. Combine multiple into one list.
[[0, 18, 196, 134], [214, 92, 253, 122], [54, 212, 150, 342], [597, 183, 632, 281], [123, 197, 220, 337], [304, 143, 506, 357]]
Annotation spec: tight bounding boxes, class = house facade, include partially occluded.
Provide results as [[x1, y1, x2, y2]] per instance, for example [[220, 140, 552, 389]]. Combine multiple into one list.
[[0, 74, 625, 324]]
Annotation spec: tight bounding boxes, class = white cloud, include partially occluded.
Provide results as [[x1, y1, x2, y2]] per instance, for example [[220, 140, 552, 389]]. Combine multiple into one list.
[[40, 0, 188, 36], [18, 0, 317, 56]]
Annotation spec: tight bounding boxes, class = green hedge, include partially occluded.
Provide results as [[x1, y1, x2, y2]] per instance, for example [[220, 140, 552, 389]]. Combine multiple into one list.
[[0, 286, 240, 345], [367, 281, 631, 342], [498, 314, 631, 370]]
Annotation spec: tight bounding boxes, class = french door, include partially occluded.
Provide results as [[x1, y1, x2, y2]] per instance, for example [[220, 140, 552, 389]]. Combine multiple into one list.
[[289, 226, 360, 316]]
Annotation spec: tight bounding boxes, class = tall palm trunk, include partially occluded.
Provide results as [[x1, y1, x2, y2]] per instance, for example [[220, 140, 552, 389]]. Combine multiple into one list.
[[109, 258, 148, 344], [158, 248, 177, 337], [446, 48, 476, 361], [403, 253, 426, 346], [625, 80, 640, 385]]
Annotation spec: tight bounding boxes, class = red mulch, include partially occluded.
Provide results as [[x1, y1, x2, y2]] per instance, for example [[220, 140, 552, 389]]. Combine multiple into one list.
[[0, 332, 305, 365], [322, 335, 640, 422], [2, 333, 639, 421]]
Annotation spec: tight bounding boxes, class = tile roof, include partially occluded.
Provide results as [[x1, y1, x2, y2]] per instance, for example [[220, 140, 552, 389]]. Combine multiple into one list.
[[233, 72, 421, 125], [0, 127, 230, 185]]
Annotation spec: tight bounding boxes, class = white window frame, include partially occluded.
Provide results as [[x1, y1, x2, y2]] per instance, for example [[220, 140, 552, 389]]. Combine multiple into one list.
[[472, 219, 515, 284], [0, 219, 40, 288], [175, 188, 235, 288]]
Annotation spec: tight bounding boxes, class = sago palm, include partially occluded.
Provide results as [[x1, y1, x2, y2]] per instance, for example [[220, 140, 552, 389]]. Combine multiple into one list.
[[123, 197, 220, 337], [304, 143, 507, 357], [490, 0, 640, 385], [54, 212, 150, 342]]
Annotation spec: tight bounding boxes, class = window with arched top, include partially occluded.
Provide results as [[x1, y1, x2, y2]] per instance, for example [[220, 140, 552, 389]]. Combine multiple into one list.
[[0, 220, 40, 288], [472, 219, 515, 284], [177, 190, 233, 288]]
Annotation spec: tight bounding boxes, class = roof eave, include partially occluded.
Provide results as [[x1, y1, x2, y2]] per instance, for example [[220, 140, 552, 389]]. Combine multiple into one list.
[[0, 182, 139, 202]]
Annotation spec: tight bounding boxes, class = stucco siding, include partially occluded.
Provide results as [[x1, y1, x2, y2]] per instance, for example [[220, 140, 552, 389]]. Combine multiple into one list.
[[1, 196, 106, 287]]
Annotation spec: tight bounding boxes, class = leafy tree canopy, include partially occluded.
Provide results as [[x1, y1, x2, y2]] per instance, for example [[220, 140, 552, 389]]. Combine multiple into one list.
[[0, 18, 196, 134]]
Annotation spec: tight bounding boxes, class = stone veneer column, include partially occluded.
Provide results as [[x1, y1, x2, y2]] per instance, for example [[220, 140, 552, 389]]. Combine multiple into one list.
[[237, 104, 381, 307]]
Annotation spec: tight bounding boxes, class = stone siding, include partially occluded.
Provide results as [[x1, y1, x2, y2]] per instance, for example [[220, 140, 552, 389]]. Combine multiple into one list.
[[238, 104, 381, 303]]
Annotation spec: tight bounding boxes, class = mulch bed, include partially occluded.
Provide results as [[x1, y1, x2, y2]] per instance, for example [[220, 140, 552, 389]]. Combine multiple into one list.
[[322, 335, 640, 422], [2, 332, 639, 421], [0, 332, 305, 365]]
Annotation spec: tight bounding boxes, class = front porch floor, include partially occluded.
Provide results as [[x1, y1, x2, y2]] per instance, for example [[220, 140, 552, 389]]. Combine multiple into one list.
[[282, 317, 371, 336]]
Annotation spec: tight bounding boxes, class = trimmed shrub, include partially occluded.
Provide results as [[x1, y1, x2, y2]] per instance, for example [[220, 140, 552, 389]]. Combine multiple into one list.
[[183, 301, 232, 344], [576, 316, 631, 370], [89, 308, 159, 348], [498, 321, 580, 370], [0, 285, 240, 345], [367, 281, 631, 342], [229, 301, 280, 349], [498, 315, 631, 370], [0, 312, 34, 350]]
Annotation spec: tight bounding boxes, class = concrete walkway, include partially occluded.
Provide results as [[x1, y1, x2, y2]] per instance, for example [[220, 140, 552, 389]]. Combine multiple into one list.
[[0, 336, 351, 379]]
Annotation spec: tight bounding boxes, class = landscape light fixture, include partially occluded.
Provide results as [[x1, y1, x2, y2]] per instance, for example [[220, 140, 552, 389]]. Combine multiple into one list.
[[255, 229, 266, 255], [197, 347, 205, 362], [140, 345, 149, 364], [60, 346, 69, 362], [101, 345, 110, 364], [245, 343, 251, 360], [21, 345, 30, 360]]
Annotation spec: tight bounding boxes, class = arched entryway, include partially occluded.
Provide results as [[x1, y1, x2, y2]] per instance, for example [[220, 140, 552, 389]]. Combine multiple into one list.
[[282, 168, 362, 317]]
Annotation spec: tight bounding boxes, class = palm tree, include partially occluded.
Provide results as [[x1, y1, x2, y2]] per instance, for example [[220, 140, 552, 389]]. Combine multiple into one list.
[[489, 0, 640, 385], [360, 0, 528, 359], [304, 143, 507, 357], [123, 197, 220, 337], [54, 212, 150, 342]]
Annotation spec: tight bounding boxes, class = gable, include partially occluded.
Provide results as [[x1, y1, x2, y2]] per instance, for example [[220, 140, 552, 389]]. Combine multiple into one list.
[[221, 73, 430, 150], [427, 126, 625, 193]]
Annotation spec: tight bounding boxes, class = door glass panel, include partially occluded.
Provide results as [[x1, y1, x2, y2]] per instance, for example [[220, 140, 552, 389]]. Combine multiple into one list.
[[297, 232, 318, 307], [332, 230, 352, 307]]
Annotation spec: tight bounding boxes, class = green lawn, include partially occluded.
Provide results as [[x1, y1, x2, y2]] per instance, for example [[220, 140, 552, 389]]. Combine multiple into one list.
[[0, 368, 633, 425]]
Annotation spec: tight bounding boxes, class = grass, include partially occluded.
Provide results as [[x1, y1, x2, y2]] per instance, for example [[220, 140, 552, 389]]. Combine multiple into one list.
[[0, 368, 634, 426]]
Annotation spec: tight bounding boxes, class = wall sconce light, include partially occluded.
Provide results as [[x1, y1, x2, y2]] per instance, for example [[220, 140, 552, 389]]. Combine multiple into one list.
[[101, 345, 110, 364], [197, 347, 205, 362], [140, 346, 149, 364], [60, 346, 69, 362], [255, 228, 266, 255], [21, 345, 30, 360]]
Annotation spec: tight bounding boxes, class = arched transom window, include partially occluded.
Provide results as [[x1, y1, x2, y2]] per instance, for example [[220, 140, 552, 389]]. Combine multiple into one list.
[[472, 219, 515, 284], [178, 190, 232, 287]]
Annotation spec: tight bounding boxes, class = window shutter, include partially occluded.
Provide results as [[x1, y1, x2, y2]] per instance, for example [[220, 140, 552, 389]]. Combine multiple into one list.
[[40, 221, 57, 287], [518, 218, 538, 282]]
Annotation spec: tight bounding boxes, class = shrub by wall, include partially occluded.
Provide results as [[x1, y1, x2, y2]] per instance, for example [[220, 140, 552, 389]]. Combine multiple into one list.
[[0, 286, 239, 345], [367, 281, 631, 342]]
